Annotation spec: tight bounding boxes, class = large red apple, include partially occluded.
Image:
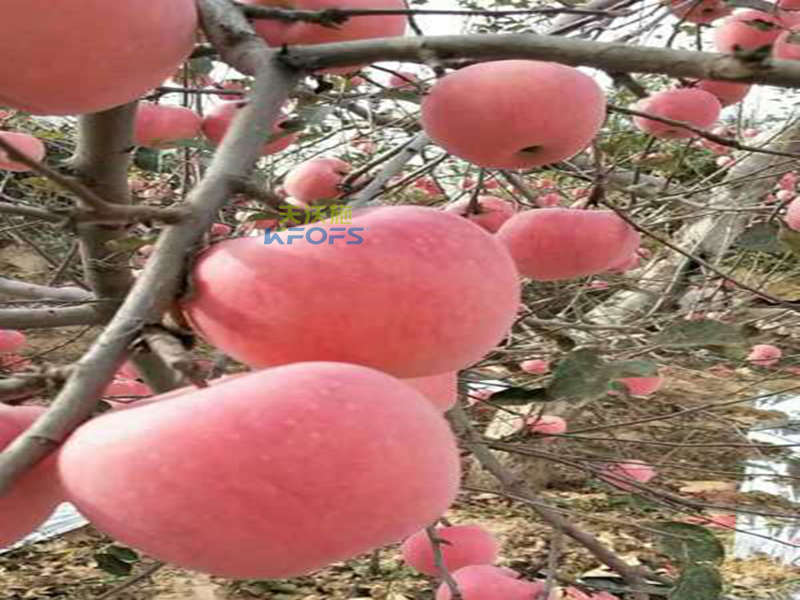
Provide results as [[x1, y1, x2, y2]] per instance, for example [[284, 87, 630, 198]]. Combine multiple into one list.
[[421, 61, 606, 169], [0, 405, 64, 547], [283, 157, 351, 204], [713, 11, 784, 53], [695, 80, 751, 106], [496, 208, 641, 281], [59, 362, 461, 579], [0, 132, 46, 172], [0, 1, 197, 115], [436, 566, 545, 600], [202, 101, 297, 156], [182, 206, 521, 377], [401, 524, 499, 576], [444, 197, 517, 233], [632, 89, 721, 139], [134, 103, 202, 149], [241, 0, 407, 74]]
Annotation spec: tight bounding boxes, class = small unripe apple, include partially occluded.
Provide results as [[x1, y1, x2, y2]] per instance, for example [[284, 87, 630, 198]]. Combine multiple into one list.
[[435, 565, 545, 600], [59, 362, 461, 579], [0, 132, 46, 172], [713, 11, 784, 53], [497, 208, 641, 281], [444, 196, 517, 233], [202, 101, 297, 156], [0, 329, 27, 354], [747, 343, 782, 366], [283, 158, 351, 204], [520, 359, 550, 375], [421, 61, 606, 169], [400, 524, 500, 576], [632, 89, 721, 139]]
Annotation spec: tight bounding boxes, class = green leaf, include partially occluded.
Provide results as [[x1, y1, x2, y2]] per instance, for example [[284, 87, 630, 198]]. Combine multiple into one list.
[[651, 522, 725, 567], [95, 553, 134, 576], [653, 319, 746, 347], [606, 360, 659, 379], [487, 387, 550, 405], [547, 349, 610, 400], [107, 545, 139, 563], [736, 222, 785, 254], [669, 565, 723, 600]]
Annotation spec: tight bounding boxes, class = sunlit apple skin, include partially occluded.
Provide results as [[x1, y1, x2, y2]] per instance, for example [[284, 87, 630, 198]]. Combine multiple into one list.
[[202, 101, 297, 156], [0, 405, 64, 547], [633, 89, 721, 139], [401, 524, 500, 576], [421, 61, 606, 169], [496, 208, 641, 281], [0, 1, 197, 115], [695, 80, 751, 106], [404, 372, 458, 412], [59, 362, 461, 579], [0, 132, 46, 172], [444, 197, 517, 233], [713, 11, 784, 54], [182, 206, 521, 377], [669, 0, 731, 23], [284, 157, 351, 204], [241, 0, 407, 74], [134, 103, 202, 149], [436, 566, 545, 600]]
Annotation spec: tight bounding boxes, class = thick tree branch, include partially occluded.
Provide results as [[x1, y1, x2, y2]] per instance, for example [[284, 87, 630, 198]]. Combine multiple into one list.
[[0, 277, 94, 303], [0, 0, 302, 496], [0, 305, 104, 329]]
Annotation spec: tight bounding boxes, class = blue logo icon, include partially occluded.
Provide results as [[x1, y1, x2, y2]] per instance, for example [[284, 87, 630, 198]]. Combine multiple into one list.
[[263, 227, 366, 245]]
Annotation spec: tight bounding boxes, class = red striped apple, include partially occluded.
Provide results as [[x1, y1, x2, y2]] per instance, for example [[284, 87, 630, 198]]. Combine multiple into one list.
[[421, 61, 606, 169], [401, 524, 499, 576], [283, 157, 351, 204], [0, 1, 197, 115], [59, 362, 461, 579], [0, 132, 46, 172], [0, 405, 64, 547], [202, 101, 297, 156], [496, 208, 641, 281], [633, 89, 721, 139], [182, 206, 521, 377], [444, 196, 517, 233], [134, 103, 202, 149]]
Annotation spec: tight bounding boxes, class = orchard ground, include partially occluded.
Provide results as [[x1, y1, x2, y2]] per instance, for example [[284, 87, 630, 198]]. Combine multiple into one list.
[[0, 236, 798, 600]]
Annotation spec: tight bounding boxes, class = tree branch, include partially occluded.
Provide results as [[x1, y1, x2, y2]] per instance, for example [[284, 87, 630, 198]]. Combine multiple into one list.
[[0, 278, 94, 303], [0, 305, 104, 329]]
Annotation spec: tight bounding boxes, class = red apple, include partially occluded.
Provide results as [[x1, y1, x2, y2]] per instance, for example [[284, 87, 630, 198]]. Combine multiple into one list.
[[599, 461, 656, 492], [774, 28, 800, 59], [786, 198, 800, 230], [616, 376, 664, 397], [421, 61, 606, 169], [536, 192, 562, 208], [695, 80, 751, 106], [202, 101, 297, 156], [496, 208, 641, 281], [241, 0, 407, 74], [713, 11, 784, 53], [401, 524, 499, 576], [182, 206, 520, 377], [404, 372, 458, 412], [0, 132, 46, 172], [747, 343, 782, 366], [133, 103, 202, 149], [519, 359, 549, 375], [0, 405, 64, 547], [389, 71, 419, 89], [526, 415, 567, 441], [633, 89, 721, 139], [0, 1, 197, 115], [444, 196, 518, 233], [59, 362, 461, 579], [0, 329, 26, 354], [669, 0, 731, 23], [283, 157, 351, 204], [436, 566, 545, 600]]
